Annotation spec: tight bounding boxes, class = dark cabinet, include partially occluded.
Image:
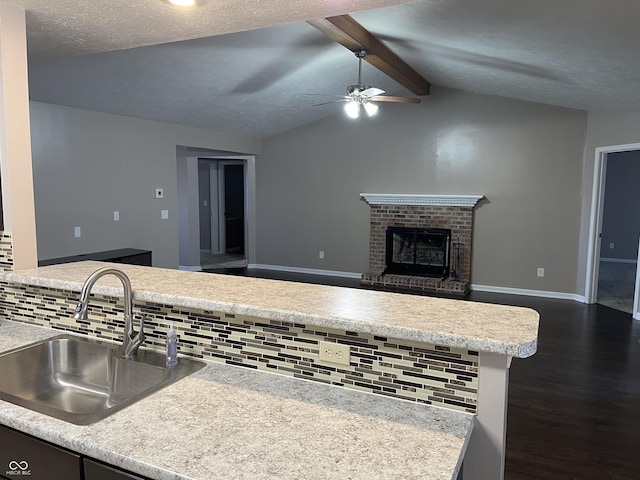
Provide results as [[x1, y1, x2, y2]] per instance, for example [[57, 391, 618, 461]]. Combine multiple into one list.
[[0, 425, 81, 480], [0, 425, 148, 480], [84, 459, 147, 480]]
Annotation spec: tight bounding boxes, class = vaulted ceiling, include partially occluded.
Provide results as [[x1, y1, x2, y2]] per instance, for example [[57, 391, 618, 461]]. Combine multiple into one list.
[[16, 0, 640, 138]]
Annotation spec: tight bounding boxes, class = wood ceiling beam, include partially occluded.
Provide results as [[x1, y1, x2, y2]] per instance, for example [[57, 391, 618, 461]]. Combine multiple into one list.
[[307, 14, 430, 96]]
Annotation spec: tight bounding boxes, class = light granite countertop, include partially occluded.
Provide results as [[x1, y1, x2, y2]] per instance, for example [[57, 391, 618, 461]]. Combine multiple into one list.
[[1, 261, 539, 357], [0, 321, 473, 480]]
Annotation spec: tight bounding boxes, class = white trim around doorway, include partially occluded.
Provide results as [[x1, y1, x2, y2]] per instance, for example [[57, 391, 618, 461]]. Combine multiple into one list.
[[585, 142, 640, 304]]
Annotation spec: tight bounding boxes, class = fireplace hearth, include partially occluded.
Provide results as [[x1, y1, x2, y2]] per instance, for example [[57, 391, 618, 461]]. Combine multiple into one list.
[[360, 193, 484, 295]]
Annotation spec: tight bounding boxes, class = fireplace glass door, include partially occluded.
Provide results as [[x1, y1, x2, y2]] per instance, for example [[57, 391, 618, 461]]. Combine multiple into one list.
[[385, 227, 451, 277]]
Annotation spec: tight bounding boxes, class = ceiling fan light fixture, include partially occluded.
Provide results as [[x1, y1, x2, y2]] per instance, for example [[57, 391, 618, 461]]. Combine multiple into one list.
[[344, 100, 360, 119], [363, 101, 379, 117]]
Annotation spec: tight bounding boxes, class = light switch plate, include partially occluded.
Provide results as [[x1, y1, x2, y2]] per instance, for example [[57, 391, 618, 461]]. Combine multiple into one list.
[[155, 188, 164, 199], [74, 226, 81, 238], [113, 211, 120, 221]]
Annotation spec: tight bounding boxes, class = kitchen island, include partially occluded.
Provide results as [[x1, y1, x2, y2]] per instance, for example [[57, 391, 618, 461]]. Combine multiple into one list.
[[0, 262, 539, 479], [0, 321, 473, 480]]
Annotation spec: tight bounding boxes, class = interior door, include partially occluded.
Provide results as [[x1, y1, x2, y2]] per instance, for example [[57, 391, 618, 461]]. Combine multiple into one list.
[[209, 162, 220, 254], [634, 236, 640, 320], [197, 161, 211, 252], [223, 164, 245, 255]]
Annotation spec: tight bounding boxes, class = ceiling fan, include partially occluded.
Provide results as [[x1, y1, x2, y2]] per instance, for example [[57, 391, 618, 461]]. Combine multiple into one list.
[[314, 50, 421, 118]]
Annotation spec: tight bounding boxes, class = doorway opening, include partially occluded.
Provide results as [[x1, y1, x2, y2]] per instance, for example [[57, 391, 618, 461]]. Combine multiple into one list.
[[198, 159, 247, 269], [586, 144, 640, 319]]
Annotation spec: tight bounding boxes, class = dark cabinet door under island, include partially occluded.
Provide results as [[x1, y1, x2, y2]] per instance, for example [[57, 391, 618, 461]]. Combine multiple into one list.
[[0, 425, 147, 480]]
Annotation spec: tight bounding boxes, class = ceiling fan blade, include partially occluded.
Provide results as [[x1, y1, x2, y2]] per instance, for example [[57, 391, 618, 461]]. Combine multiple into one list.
[[313, 98, 348, 106], [361, 87, 385, 97], [307, 92, 349, 106], [370, 95, 421, 104]]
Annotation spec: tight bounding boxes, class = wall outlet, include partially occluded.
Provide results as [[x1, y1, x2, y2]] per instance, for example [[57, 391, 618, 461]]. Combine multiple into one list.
[[74, 226, 81, 238], [113, 211, 120, 222], [609, 242, 615, 249], [161, 209, 169, 220], [319, 250, 325, 259], [319, 341, 350, 366], [537, 267, 545, 277]]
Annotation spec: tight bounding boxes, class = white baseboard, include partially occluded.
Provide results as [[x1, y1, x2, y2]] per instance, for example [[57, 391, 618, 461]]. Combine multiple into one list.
[[246, 264, 587, 302], [600, 257, 637, 264], [471, 284, 586, 303], [179, 265, 202, 272], [247, 264, 361, 279]]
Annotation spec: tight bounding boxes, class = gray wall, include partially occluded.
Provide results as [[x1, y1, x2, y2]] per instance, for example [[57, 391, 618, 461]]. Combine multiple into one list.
[[576, 110, 640, 296], [257, 87, 587, 293], [29, 89, 598, 294], [599, 150, 640, 260], [29, 101, 260, 268]]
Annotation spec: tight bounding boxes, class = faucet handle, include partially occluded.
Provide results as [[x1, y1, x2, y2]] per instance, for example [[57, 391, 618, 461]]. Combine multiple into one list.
[[130, 314, 145, 345], [122, 314, 146, 358], [137, 314, 146, 343]]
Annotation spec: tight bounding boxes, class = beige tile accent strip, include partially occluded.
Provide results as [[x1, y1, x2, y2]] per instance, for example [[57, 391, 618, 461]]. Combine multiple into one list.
[[0, 281, 479, 414]]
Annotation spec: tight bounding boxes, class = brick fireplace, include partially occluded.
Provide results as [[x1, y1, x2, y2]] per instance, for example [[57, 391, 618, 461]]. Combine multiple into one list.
[[360, 194, 484, 295]]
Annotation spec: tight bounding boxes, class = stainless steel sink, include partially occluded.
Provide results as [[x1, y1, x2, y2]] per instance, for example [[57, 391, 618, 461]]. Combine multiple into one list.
[[0, 334, 205, 424]]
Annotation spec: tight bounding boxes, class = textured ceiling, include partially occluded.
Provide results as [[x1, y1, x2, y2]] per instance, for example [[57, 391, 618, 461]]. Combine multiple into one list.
[[18, 0, 640, 138], [18, 0, 413, 60]]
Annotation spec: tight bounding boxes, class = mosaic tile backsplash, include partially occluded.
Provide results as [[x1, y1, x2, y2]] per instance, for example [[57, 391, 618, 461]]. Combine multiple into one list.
[[0, 282, 479, 414], [0, 232, 13, 272]]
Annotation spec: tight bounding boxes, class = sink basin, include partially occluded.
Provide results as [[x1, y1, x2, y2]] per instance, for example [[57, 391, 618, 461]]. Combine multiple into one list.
[[0, 334, 205, 424]]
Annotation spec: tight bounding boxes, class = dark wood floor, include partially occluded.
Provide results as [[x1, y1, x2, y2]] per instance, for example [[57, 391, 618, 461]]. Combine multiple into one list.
[[494, 295, 640, 480], [207, 268, 640, 479]]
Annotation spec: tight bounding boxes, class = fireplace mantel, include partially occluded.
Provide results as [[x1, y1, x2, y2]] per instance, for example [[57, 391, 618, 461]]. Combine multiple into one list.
[[360, 193, 484, 208]]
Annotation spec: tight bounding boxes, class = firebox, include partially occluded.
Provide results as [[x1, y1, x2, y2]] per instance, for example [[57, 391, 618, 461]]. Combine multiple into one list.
[[384, 227, 451, 277]]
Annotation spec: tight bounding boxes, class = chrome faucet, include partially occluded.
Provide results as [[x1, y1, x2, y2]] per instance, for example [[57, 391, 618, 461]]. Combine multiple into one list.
[[74, 267, 145, 358]]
